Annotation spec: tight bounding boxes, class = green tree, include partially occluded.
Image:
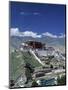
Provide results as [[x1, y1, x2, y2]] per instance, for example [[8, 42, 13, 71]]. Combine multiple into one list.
[[50, 64, 53, 69], [32, 80, 38, 87], [57, 75, 66, 85], [25, 63, 34, 84]]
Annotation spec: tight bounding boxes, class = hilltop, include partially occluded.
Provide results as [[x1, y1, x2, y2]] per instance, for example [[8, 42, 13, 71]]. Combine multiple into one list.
[[10, 36, 65, 53]]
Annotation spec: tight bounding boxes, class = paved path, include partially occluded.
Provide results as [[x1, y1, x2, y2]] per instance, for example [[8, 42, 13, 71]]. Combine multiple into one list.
[[29, 49, 45, 66]]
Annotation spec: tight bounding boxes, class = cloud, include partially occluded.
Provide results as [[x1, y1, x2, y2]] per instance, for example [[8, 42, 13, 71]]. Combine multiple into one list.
[[10, 28, 65, 38], [42, 32, 65, 38], [58, 33, 65, 38], [22, 31, 42, 38], [20, 12, 25, 15], [10, 28, 42, 38], [10, 28, 20, 36], [33, 12, 40, 15], [20, 12, 30, 16], [20, 12, 40, 16], [42, 32, 58, 38]]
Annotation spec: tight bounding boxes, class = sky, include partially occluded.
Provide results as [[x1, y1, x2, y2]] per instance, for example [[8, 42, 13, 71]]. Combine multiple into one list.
[[10, 1, 66, 38]]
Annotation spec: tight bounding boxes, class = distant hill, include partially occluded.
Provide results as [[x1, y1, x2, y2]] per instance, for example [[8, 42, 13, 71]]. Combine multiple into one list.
[[10, 36, 65, 53]]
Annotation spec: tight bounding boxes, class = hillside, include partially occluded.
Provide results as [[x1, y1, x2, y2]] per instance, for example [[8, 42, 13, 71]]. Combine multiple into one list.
[[10, 36, 65, 53], [9, 50, 42, 81]]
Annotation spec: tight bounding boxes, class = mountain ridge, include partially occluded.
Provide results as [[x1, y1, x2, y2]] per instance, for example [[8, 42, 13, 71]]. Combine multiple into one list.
[[10, 36, 65, 53]]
